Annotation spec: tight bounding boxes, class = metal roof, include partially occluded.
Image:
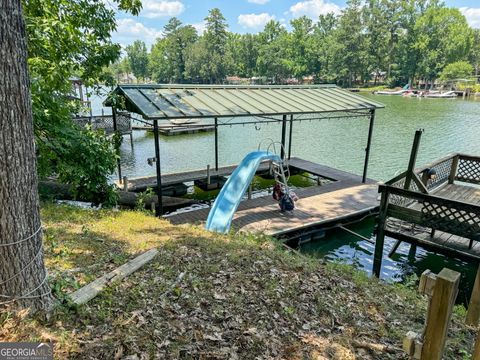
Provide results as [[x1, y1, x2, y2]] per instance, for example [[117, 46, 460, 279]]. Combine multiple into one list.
[[105, 84, 384, 120]]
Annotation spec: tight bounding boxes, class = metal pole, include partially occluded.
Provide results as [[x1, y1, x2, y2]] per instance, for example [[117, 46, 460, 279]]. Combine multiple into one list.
[[214, 117, 218, 171], [281, 114, 287, 159], [288, 114, 293, 159], [112, 107, 122, 183], [153, 119, 163, 217], [404, 129, 423, 190], [362, 109, 375, 183]]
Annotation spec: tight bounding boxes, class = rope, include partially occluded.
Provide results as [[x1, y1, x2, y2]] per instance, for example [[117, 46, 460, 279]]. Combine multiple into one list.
[[0, 224, 42, 247], [0, 223, 52, 306], [0, 273, 48, 299], [0, 245, 44, 286]]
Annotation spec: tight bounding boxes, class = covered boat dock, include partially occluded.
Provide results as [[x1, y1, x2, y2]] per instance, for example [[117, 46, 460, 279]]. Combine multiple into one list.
[[105, 84, 384, 236]]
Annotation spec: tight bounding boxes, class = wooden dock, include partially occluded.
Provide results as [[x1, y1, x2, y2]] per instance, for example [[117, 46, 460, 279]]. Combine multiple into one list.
[[119, 162, 273, 192], [165, 158, 379, 237], [132, 123, 215, 136], [374, 150, 480, 277], [385, 183, 480, 261], [120, 157, 371, 192]]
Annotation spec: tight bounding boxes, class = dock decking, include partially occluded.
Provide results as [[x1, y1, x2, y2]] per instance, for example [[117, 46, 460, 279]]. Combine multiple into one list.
[[386, 183, 480, 261], [119, 157, 366, 192], [374, 152, 480, 276], [166, 158, 379, 237], [132, 123, 215, 136], [119, 162, 272, 192]]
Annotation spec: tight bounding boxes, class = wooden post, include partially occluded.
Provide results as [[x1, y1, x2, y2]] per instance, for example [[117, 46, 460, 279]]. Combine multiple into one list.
[[404, 130, 423, 190], [362, 109, 375, 183], [373, 186, 389, 277], [112, 107, 122, 183], [403, 268, 461, 360], [214, 117, 218, 171], [421, 268, 460, 360], [153, 119, 163, 217], [123, 176, 128, 192], [467, 264, 480, 326], [248, 184, 252, 200], [288, 114, 293, 160], [207, 164, 211, 185], [281, 114, 287, 159], [448, 155, 459, 184]]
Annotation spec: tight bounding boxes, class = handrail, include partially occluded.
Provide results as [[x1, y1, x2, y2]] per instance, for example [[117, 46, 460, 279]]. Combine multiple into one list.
[[380, 183, 480, 210]]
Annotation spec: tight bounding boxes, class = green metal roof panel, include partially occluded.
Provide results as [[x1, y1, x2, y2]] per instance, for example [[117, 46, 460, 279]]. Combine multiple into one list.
[[106, 84, 384, 120]]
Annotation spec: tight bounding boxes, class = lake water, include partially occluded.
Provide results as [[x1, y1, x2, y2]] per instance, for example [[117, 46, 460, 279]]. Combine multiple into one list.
[[115, 93, 480, 182], [109, 92, 480, 300]]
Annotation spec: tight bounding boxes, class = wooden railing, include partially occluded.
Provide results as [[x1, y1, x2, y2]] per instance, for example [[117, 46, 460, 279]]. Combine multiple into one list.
[[379, 184, 480, 243], [373, 154, 480, 277], [387, 153, 480, 194]]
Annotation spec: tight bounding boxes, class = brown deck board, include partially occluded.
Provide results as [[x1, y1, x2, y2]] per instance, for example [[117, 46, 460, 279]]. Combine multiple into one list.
[[389, 183, 480, 260], [167, 182, 379, 236], [119, 156, 373, 192]]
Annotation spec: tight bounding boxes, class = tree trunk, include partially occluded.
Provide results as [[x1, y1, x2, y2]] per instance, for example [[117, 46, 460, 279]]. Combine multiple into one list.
[[0, 0, 54, 311]]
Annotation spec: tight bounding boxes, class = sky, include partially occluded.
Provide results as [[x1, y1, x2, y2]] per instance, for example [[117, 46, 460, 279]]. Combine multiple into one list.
[[110, 0, 480, 48]]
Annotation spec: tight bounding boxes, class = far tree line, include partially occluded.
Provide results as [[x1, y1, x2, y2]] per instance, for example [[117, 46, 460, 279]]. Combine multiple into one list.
[[111, 0, 480, 88]]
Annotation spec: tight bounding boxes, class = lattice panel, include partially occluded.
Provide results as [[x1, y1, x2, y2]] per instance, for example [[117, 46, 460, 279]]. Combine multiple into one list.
[[73, 113, 131, 135], [424, 158, 453, 190], [456, 158, 480, 184], [420, 200, 480, 240], [389, 177, 420, 207]]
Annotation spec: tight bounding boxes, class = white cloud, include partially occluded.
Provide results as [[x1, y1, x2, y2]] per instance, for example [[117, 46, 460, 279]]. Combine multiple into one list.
[[248, 0, 270, 4], [191, 21, 207, 35], [114, 18, 162, 47], [238, 13, 275, 29], [142, 0, 185, 18], [289, 0, 341, 19], [460, 7, 480, 28]]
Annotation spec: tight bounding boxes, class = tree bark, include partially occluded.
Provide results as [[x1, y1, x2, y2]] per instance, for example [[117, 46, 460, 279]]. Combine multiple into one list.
[[0, 0, 54, 311]]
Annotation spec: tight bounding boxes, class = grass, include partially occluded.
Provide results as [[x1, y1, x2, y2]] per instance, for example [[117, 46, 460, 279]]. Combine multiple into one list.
[[0, 203, 476, 359]]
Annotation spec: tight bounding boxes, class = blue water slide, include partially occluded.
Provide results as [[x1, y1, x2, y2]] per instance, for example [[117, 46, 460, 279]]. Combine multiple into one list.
[[205, 151, 281, 233]]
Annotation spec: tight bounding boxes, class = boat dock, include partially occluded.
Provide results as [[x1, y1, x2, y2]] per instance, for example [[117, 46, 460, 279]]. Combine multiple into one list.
[[165, 158, 379, 237], [132, 123, 215, 136], [118, 161, 273, 192], [373, 139, 480, 277]]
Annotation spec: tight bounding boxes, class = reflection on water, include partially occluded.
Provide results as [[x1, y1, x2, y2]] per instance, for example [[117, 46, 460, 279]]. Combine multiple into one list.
[[299, 217, 478, 305]]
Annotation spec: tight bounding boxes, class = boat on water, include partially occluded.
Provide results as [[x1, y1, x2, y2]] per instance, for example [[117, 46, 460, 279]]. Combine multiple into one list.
[[420, 90, 457, 99], [375, 89, 408, 95], [374, 84, 410, 96]]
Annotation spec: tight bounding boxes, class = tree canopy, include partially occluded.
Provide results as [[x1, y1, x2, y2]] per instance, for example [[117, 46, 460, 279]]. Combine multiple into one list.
[[24, 0, 141, 204], [120, 3, 479, 87]]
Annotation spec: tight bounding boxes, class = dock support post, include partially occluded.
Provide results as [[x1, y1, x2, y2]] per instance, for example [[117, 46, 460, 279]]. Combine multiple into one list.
[[288, 114, 293, 160], [281, 114, 287, 159], [403, 268, 460, 360], [421, 268, 460, 360], [448, 155, 459, 184], [373, 187, 389, 277], [214, 117, 218, 171], [112, 107, 122, 183], [362, 109, 375, 183], [466, 264, 480, 326], [153, 119, 163, 217], [404, 129, 423, 190], [123, 176, 128, 192]]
